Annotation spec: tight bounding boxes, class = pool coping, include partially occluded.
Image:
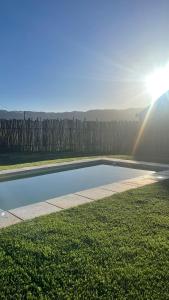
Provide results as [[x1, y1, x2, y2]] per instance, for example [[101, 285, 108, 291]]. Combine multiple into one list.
[[1, 157, 169, 229]]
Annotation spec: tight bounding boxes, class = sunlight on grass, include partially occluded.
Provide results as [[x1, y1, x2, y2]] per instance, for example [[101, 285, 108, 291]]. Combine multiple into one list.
[[0, 181, 169, 298]]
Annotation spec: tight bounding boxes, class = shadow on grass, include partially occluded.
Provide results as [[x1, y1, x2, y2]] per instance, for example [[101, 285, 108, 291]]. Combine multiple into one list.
[[0, 152, 98, 166], [151, 179, 169, 196]]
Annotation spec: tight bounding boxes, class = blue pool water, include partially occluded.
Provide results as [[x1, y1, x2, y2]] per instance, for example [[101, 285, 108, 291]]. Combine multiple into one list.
[[0, 164, 153, 210]]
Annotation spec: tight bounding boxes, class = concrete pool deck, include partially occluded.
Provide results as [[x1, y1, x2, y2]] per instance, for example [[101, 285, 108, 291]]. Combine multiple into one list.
[[1, 157, 169, 229]]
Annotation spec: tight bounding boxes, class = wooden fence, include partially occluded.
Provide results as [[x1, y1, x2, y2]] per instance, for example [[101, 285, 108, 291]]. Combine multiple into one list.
[[0, 119, 139, 154]]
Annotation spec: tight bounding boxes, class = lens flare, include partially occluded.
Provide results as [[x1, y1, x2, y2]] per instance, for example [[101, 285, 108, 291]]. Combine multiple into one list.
[[133, 63, 169, 155], [146, 63, 169, 101]]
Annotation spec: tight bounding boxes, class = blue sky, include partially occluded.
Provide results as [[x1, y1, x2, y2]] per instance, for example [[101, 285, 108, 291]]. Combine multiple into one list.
[[0, 0, 169, 112]]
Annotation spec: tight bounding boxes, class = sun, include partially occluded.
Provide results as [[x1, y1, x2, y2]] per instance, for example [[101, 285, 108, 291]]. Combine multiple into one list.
[[146, 63, 169, 101]]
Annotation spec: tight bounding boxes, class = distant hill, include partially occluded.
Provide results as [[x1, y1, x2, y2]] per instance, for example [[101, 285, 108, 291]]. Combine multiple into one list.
[[138, 91, 169, 122], [135, 91, 169, 162], [0, 108, 143, 121]]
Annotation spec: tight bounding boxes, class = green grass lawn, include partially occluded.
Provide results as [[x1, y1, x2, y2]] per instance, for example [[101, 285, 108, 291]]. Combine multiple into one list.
[[0, 152, 132, 170], [1, 180, 169, 299]]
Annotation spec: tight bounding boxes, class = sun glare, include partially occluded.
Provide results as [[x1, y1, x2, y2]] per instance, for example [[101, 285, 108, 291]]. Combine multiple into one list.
[[146, 63, 169, 101]]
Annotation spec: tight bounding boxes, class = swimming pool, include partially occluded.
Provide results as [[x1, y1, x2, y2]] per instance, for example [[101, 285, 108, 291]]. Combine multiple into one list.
[[0, 164, 153, 210]]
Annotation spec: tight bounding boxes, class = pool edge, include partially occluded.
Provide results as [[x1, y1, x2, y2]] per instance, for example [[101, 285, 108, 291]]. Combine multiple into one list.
[[1, 158, 169, 229], [0, 157, 168, 182]]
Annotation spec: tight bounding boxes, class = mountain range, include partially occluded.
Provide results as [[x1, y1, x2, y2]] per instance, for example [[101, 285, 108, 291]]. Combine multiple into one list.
[[138, 91, 169, 122], [0, 108, 143, 121]]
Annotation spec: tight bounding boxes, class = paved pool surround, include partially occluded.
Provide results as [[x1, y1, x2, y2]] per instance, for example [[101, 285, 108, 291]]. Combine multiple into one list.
[[0, 157, 169, 229]]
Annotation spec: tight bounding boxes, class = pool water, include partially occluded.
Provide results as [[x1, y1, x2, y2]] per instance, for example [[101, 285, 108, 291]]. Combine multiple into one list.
[[0, 164, 153, 210]]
